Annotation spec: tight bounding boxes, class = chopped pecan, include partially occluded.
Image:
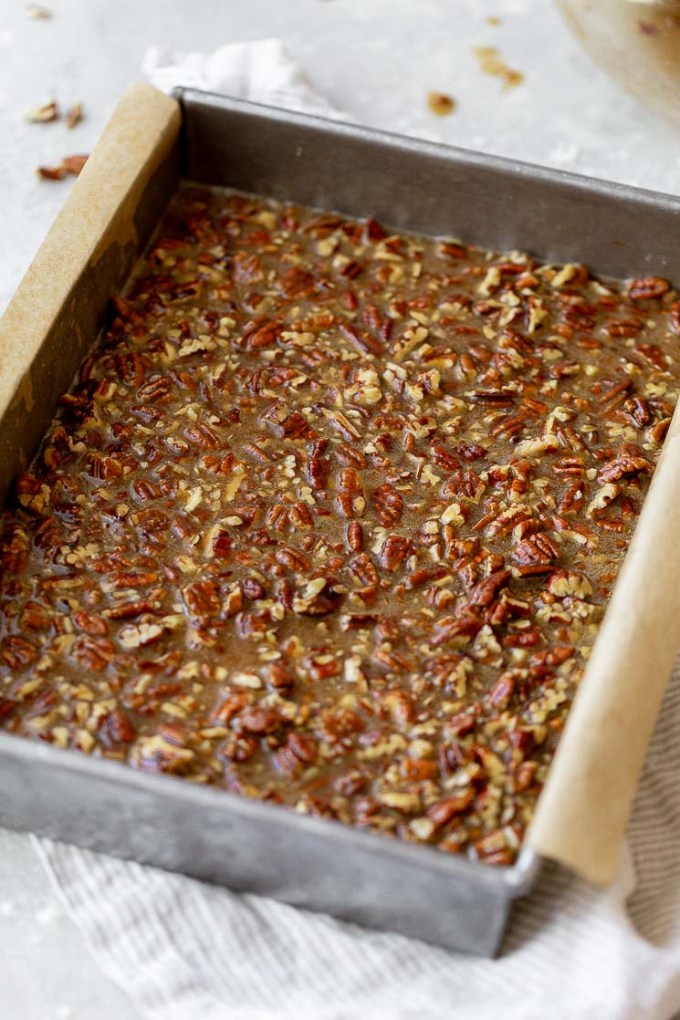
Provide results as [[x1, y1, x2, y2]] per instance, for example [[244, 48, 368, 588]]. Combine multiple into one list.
[[379, 535, 410, 572], [182, 580, 221, 616], [469, 569, 510, 609], [372, 484, 403, 526], [427, 790, 475, 829], [513, 534, 559, 565], [239, 707, 281, 735], [626, 276, 670, 301], [598, 456, 652, 484]]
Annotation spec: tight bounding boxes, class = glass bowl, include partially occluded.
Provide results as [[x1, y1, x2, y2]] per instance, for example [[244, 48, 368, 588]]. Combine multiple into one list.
[[559, 0, 680, 127]]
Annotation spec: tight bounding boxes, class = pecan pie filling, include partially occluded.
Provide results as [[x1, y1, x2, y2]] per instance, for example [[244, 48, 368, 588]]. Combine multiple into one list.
[[1, 185, 679, 865]]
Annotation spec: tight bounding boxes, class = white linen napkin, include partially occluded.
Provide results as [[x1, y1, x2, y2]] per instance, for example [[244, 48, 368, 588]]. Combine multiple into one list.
[[33, 40, 680, 1020], [142, 39, 344, 119]]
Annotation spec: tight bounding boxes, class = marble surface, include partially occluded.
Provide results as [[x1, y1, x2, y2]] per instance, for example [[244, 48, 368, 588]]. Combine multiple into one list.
[[1, 0, 679, 1016], [0, 829, 136, 1019]]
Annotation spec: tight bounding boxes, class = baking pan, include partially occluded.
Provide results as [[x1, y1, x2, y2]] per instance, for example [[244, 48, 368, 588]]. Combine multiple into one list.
[[2, 84, 680, 956]]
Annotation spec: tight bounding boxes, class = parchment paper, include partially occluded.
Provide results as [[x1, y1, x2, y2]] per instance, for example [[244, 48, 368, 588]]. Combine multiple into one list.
[[528, 400, 680, 883], [0, 82, 180, 502]]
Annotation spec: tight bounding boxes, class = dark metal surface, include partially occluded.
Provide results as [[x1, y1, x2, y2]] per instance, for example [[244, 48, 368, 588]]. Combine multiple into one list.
[[179, 89, 680, 280], [0, 730, 537, 954], [4, 88, 679, 954]]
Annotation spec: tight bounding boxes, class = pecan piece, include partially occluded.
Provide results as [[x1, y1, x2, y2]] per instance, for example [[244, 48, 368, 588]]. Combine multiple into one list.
[[427, 91, 455, 116], [218, 734, 259, 763], [0, 699, 18, 722], [348, 553, 379, 588], [346, 521, 364, 551], [379, 534, 410, 572], [292, 578, 342, 616], [212, 691, 252, 724], [431, 615, 482, 647], [72, 637, 116, 672], [513, 534, 559, 565], [468, 568, 510, 609], [372, 484, 403, 526], [73, 610, 108, 635], [132, 736, 195, 774], [233, 252, 264, 285], [182, 580, 221, 616], [278, 267, 316, 299], [276, 547, 311, 572], [335, 444, 367, 469], [287, 732, 318, 763], [338, 468, 363, 494], [597, 456, 652, 484], [239, 707, 281, 735], [101, 710, 136, 745], [626, 276, 670, 301], [1, 636, 38, 669], [427, 789, 475, 829]]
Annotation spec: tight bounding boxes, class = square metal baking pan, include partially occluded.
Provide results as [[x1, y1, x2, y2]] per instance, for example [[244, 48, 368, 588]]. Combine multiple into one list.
[[2, 85, 680, 956]]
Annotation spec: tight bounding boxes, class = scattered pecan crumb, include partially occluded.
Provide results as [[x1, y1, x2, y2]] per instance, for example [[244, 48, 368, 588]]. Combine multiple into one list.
[[474, 46, 524, 89], [65, 103, 84, 129], [627, 276, 670, 302], [427, 91, 456, 117], [37, 153, 88, 181], [26, 2, 51, 18], [36, 165, 68, 181], [62, 153, 88, 174], [26, 100, 58, 123]]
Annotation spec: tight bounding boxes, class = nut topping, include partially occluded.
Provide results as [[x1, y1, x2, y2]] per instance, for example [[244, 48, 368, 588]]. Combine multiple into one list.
[[1, 184, 679, 867]]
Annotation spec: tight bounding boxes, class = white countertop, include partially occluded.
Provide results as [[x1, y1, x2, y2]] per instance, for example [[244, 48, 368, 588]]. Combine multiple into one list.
[[1, 0, 679, 1016]]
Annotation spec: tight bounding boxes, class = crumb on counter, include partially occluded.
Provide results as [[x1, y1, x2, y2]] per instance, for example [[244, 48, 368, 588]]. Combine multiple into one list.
[[26, 100, 59, 123], [25, 3, 52, 18], [474, 46, 524, 89], [37, 154, 89, 180], [427, 91, 456, 116], [66, 103, 84, 129]]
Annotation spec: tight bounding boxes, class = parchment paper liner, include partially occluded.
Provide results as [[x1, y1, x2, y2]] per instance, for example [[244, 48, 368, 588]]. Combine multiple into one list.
[[0, 83, 180, 502]]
